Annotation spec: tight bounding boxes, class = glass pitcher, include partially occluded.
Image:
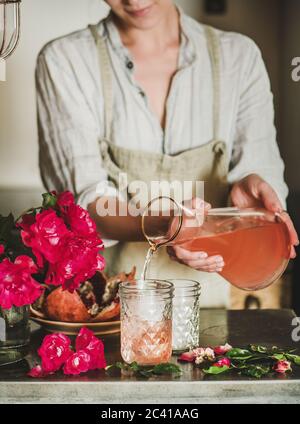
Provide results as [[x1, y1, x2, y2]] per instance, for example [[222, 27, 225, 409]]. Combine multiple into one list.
[[141, 197, 291, 291]]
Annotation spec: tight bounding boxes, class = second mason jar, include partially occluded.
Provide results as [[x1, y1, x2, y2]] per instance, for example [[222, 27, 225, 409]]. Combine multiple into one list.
[[119, 280, 174, 366], [169, 280, 201, 353]]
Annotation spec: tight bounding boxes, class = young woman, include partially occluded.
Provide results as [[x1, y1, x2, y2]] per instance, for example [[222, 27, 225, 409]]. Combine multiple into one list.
[[36, 0, 298, 307]]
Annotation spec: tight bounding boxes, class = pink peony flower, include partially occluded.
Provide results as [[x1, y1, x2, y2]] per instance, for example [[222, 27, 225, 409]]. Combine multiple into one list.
[[75, 327, 106, 370], [57, 191, 75, 214], [38, 333, 73, 374], [57, 191, 102, 241], [214, 343, 233, 356], [273, 360, 292, 374], [45, 234, 105, 292], [213, 357, 231, 368], [28, 328, 107, 378], [63, 350, 91, 375], [27, 365, 46, 378], [68, 204, 99, 238], [0, 244, 4, 255], [0, 255, 43, 309], [19, 209, 70, 268], [19, 193, 105, 293], [17, 213, 36, 232]]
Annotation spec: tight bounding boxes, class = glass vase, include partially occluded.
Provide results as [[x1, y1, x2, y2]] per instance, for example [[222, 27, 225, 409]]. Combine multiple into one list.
[[0, 305, 30, 366]]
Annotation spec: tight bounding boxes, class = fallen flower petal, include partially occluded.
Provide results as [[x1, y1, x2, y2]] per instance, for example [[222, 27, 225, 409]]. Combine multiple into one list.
[[214, 343, 233, 356], [213, 357, 231, 368], [195, 355, 205, 365], [178, 351, 197, 362], [179, 347, 215, 363], [204, 347, 215, 361], [273, 360, 292, 374], [27, 365, 46, 378], [0, 244, 4, 255], [192, 347, 205, 357]]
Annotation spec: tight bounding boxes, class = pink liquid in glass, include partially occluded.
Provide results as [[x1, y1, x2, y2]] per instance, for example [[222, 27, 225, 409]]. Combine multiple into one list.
[[121, 318, 172, 365]]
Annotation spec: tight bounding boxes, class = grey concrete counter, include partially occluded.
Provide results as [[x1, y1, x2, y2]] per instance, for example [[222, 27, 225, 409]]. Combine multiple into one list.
[[0, 309, 300, 404]]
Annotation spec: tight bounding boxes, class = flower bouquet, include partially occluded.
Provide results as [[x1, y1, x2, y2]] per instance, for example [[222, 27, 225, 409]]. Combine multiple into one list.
[[0, 191, 132, 365]]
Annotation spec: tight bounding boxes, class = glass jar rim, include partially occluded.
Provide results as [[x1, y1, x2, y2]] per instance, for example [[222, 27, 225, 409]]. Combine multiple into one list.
[[167, 279, 201, 288], [168, 279, 201, 295], [119, 279, 174, 296]]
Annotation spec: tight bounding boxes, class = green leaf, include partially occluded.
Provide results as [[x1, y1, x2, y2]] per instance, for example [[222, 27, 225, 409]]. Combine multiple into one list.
[[152, 363, 182, 376], [240, 364, 270, 379], [272, 353, 286, 361], [42, 192, 57, 209], [107, 362, 182, 378], [286, 354, 300, 365], [294, 357, 300, 366], [129, 362, 141, 372], [115, 361, 131, 370], [226, 348, 254, 360], [271, 346, 296, 354], [203, 366, 230, 375]]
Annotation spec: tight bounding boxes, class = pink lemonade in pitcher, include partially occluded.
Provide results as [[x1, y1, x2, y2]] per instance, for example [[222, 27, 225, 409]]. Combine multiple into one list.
[[142, 201, 291, 291], [177, 216, 291, 291]]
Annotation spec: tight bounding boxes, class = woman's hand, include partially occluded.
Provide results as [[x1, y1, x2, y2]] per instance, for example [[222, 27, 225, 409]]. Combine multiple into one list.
[[230, 174, 299, 258], [167, 245, 225, 273], [166, 198, 225, 273]]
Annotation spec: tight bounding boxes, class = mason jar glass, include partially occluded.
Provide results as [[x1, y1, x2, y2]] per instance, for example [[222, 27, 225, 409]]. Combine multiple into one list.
[[0, 305, 30, 366], [169, 280, 201, 353], [119, 280, 174, 365]]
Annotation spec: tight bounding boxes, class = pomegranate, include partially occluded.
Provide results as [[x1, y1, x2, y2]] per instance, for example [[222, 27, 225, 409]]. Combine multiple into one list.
[[34, 267, 136, 323]]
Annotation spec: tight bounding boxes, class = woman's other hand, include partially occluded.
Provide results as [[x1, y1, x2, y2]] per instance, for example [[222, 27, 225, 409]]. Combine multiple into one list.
[[167, 245, 225, 273], [230, 174, 299, 258]]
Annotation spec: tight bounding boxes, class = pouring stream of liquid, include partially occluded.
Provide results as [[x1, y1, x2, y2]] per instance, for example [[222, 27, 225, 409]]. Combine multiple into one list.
[[141, 245, 157, 280]]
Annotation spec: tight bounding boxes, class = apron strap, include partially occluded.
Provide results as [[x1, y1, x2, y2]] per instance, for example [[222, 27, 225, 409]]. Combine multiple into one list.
[[88, 24, 113, 141], [204, 25, 221, 142]]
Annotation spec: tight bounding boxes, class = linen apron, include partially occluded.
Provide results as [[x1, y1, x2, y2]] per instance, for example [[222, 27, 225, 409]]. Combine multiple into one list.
[[89, 24, 231, 308]]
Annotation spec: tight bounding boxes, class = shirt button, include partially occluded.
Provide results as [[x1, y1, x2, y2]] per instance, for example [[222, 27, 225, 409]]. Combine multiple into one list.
[[126, 61, 134, 70]]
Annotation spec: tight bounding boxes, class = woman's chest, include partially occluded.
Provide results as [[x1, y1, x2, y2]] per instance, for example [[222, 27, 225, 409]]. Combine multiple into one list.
[[132, 49, 179, 129], [105, 56, 241, 156]]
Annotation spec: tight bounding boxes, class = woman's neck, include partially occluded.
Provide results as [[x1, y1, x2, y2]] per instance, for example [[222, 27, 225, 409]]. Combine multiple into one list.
[[112, 5, 180, 53]]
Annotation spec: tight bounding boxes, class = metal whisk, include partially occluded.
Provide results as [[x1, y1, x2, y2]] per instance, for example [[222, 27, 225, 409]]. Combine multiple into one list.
[[0, 0, 21, 80]]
